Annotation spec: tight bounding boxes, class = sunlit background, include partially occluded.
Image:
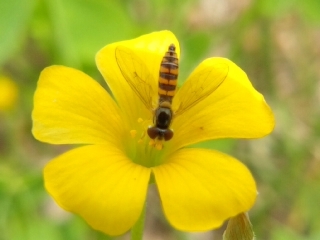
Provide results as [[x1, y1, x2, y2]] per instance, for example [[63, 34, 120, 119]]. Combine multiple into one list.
[[1, 0, 320, 239]]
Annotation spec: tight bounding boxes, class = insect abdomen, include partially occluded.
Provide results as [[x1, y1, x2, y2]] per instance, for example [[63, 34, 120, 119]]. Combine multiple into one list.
[[158, 44, 179, 103]]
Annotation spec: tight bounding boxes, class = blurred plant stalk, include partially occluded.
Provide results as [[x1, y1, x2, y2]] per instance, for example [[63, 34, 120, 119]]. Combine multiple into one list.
[[223, 212, 255, 240]]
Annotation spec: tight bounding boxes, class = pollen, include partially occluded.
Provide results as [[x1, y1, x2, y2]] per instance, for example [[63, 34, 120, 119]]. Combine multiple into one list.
[[154, 138, 164, 150], [149, 139, 163, 150], [130, 130, 137, 138], [155, 142, 163, 150], [149, 139, 155, 146], [137, 118, 144, 123]]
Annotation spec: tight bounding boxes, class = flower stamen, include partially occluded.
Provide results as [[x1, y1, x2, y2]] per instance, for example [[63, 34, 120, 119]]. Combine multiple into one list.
[[148, 139, 163, 150], [137, 130, 146, 144], [155, 141, 163, 150], [130, 130, 137, 138], [149, 139, 155, 146]]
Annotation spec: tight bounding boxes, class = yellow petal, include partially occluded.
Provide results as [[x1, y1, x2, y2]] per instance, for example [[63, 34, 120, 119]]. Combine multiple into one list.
[[153, 148, 257, 231], [96, 30, 180, 126], [44, 145, 151, 236], [170, 58, 275, 151], [32, 66, 125, 146]]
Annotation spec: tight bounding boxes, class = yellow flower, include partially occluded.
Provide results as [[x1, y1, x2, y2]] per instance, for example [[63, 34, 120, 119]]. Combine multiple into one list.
[[32, 31, 274, 236], [0, 75, 18, 112]]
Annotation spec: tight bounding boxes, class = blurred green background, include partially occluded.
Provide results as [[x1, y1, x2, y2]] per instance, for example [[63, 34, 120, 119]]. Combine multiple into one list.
[[1, 0, 320, 239]]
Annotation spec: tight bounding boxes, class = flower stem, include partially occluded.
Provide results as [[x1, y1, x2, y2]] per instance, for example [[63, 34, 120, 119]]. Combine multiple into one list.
[[130, 202, 146, 240]]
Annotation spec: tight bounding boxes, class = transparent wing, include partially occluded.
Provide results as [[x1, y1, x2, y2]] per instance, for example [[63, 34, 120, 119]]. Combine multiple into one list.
[[174, 62, 229, 116], [115, 45, 157, 112]]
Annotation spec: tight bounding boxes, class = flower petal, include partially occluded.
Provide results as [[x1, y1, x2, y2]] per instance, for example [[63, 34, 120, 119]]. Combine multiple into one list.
[[153, 148, 257, 232], [170, 58, 275, 151], [96, 30, 180, 126], [44, 144, 151, 236], [32, 66, 125, 146]]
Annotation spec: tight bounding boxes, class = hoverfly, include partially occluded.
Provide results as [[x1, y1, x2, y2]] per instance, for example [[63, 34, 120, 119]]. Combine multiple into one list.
[[115, 44, 228, 143]]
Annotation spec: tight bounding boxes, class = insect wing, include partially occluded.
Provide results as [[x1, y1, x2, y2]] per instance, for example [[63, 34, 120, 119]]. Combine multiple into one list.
[[115, 46, 157, 111], [174, 62, 229, 116]]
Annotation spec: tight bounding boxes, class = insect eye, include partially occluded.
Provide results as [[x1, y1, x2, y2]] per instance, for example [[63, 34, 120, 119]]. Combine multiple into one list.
[[169, 44, 175, 51], [147, 127, 158, 139], [164, 129, 174, 141]]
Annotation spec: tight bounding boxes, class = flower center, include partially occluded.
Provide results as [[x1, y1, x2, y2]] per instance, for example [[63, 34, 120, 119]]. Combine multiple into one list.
[[126, 117, 166, 167]]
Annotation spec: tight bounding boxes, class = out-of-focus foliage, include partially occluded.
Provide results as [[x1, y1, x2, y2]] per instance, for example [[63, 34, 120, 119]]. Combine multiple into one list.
[[0, 0, 319, 239]]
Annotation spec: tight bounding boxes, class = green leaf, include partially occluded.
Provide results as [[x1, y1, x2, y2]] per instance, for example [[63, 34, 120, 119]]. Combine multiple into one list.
[[45, 0, 136, 67], [188, 139, 235, 153], [179, 32, 211, 82], [0, 0, 37, 66], [299, 0, 320, 24], [256, 0, 294, 18]]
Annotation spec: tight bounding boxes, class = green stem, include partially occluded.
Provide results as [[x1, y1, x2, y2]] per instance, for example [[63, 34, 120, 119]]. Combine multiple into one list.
[[130, 202, 146, 240]]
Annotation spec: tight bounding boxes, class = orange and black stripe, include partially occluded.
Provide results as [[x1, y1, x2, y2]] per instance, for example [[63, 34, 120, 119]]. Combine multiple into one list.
[[158, 44, 179, 103]]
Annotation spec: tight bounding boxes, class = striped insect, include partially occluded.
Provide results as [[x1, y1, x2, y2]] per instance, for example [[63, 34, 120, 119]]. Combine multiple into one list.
[[146, 44, 178, 141], [115, 43, 228, 142]]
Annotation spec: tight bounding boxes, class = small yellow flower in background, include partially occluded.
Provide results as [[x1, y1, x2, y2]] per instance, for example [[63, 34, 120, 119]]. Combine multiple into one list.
[[32, 31, 274, 236], [0, 75, 18, 112]]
